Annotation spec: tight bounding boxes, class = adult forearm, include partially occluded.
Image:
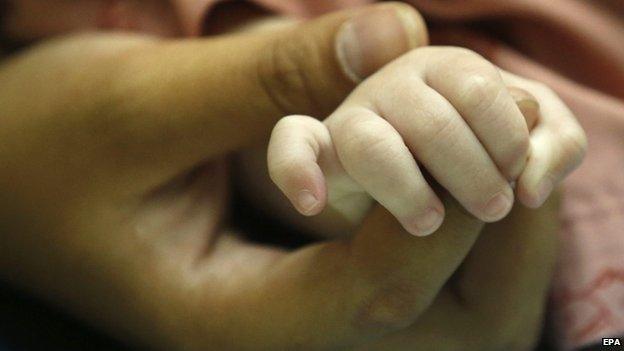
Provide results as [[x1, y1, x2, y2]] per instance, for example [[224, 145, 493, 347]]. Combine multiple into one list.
[[0, 33, 284, 195]]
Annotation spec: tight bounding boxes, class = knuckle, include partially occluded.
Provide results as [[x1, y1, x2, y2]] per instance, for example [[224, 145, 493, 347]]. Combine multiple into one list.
[[273, 116, 297, 132], [442, 47, 488, 69], [276, 115, 327, 142], [458, 70, 503, 115], [531, 81, 562, 106], [355, 281, 428, 331], [275, 115, 310, 130], [333, 113, 407, 167], [432, 48, 508, 121], [337, 115, 386, 151], [443, 46, 480, 59], [418, 109, 459, 145], [256, 37, 318, 115], [533, 81, 555, 96]]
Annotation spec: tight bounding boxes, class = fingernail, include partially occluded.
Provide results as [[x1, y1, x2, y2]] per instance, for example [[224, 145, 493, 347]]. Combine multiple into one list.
[[483, 190, 513, 221], [297, 190, 319, 215], [336, 6, 426, 82], [411, 208, 443, 237], [532, 178, 553, 208]]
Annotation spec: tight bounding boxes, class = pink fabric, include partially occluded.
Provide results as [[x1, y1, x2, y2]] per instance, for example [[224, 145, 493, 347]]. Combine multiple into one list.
[[4, 0, 624, 349], [169, 0, 365, 35]]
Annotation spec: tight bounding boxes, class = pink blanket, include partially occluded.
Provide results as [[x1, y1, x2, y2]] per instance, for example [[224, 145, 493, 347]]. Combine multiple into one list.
[[5, 0, 624, 349]]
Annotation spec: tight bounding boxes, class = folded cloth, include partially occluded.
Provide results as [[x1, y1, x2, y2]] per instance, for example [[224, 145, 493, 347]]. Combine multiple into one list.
[[3, 0, 624, 349]]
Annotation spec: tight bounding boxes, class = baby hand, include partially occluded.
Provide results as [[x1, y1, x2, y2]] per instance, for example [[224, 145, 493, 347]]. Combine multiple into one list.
[[268, 47, 586, 236]]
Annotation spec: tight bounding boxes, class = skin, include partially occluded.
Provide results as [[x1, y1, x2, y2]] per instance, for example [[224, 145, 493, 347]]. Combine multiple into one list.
[[0, 2, 585, 350], [264, 48, 586, 238]]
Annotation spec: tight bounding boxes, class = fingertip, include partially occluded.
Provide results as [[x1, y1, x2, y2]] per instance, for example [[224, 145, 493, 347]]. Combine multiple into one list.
[[403, 206, 445, 237], [294, 189, 324, 216], [335, 2, 427, 82], [271, 162, 328, 216], [518, 177, 553, 209], [290, 167, 327, 216], [479, 187, 514, 222]]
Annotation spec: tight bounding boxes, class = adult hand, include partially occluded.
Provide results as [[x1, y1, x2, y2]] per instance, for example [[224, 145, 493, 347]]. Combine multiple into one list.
[[0, 3, 486, 350], [0, 1, 426, 198], [354, 195, 560, 351]]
